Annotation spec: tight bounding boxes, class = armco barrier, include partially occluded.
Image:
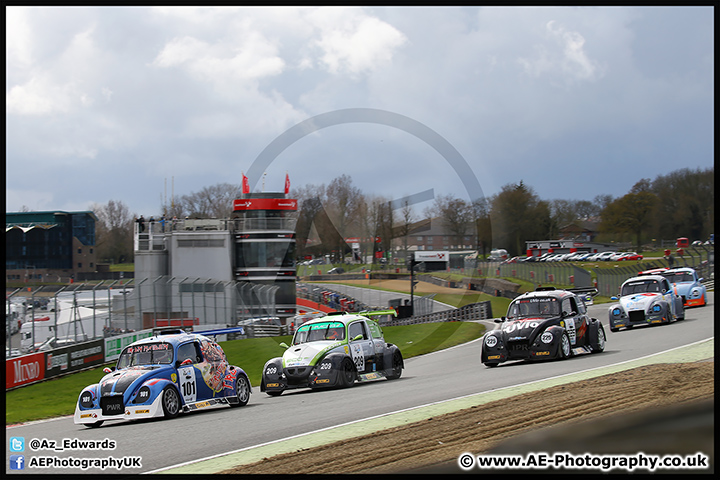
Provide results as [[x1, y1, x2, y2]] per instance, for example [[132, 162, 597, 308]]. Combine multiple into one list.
[[389, 301, 492, 326]]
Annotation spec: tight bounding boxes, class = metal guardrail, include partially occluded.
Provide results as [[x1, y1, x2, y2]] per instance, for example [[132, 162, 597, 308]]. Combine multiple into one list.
[[241, 325, 290, 337], [388, 301, 493, 326]]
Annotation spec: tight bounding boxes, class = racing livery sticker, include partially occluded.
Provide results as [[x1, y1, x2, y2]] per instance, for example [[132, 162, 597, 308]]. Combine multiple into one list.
[[178, 366, 197, 403], [351, 343, 364, 371]]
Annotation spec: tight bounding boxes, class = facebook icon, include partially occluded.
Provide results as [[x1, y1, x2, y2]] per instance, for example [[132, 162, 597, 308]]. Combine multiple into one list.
[[10, 455, 25, 470]]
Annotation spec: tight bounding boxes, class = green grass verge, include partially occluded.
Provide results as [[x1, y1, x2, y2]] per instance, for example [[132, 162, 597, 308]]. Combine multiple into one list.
[[6, 321, 486, 425]]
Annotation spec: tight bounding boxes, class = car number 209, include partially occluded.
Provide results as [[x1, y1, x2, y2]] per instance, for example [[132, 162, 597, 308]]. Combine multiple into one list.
[[351, 344, 364, 371]]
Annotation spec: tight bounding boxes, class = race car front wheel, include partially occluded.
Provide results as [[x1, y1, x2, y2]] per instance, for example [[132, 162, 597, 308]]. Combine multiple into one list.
[[340, 358, 356, 388], [591, 324, 606, 353], [558, 332, 571, 359], [387, 351, 403, 380], [162, 386, 180, 419]]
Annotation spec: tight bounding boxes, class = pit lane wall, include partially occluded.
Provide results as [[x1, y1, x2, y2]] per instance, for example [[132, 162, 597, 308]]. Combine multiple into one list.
[[6, 329, 153, 391]]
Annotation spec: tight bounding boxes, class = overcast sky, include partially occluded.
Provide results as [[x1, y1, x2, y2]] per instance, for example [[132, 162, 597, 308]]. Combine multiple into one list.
[[6, 6, 714, 218]]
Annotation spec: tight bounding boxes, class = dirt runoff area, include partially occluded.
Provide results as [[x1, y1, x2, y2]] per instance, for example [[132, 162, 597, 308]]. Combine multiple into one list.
[[221, 361, 714, 474]]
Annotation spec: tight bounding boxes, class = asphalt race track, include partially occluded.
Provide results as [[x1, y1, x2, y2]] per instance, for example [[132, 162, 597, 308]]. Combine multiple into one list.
[[5, 293, 714, 475]]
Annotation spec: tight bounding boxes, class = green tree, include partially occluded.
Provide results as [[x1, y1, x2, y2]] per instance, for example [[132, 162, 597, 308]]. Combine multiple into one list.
[[651, 167, 714, 241], [599, 179, 657, 251], [491, 181, 550, 257], [471, 197, 492, 257]]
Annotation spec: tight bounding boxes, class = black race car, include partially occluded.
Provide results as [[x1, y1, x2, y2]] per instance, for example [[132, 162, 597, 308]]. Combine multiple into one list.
[[481, 287, 606, 367]]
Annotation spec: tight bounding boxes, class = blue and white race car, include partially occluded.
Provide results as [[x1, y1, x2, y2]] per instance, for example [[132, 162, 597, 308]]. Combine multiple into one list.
[[608, 275, 685, 332], [74, 328, 251, 428], [654, 267, 707, 308]]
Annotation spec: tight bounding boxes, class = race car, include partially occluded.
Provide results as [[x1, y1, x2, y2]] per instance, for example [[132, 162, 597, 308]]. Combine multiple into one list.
[[260, 310, 403, 395], [74, 328, 251, 428], [481, 287, 606, 367], [608, 275, 684, 332], [653, 267, 707, 307]]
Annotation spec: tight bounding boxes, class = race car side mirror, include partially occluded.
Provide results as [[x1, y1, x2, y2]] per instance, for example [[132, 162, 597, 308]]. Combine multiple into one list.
[[103, 367, 114, 373], [279, 342, 289, 349], [611, 296, 618, 301], [351, 334, 363, 342], [496, 317, 505, 323]]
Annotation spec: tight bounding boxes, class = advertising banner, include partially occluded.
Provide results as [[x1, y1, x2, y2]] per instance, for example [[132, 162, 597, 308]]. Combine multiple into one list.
[[6, 352, 45, 389], [44, 339, 105, 378], [414, 251, 449, 262], [104, 329, 154, 362], [233, 198, 298, 211]]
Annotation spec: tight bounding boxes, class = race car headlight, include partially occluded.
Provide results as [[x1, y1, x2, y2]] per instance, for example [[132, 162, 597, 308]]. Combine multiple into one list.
[[484, 334, 498, 348], [651, 305, 662, 313], [612, 308, 621, 316], [540, 332, 553, 344], [690, 288, 701, 297]]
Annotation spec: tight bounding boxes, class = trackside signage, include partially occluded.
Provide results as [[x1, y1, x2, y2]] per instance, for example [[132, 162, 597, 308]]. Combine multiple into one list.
[[45, 339, 105, 378], [104, 329, 154, 361], [6, 352, 45, 389], [6, 339, 106, 390], [415, 251, 449, 262], [233, 198, 298, 211]]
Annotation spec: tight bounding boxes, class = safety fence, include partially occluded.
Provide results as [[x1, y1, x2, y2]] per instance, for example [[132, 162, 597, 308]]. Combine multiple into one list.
[[6, 277, 280, 356], [389, 301, 493, 326], [296, 283, 375, 313]]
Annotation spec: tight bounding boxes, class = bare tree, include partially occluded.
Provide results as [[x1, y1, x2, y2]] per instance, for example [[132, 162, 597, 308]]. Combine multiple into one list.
[[91, 199, 135, 264], [325, 174, 363, 261], [432, 194, 473, 250], [396, 198, 415, 261], [179, 183, 238, 218]]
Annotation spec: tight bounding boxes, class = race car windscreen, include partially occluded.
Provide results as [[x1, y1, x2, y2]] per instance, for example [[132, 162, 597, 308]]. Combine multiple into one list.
[[621, 280, 660, 296], [661, 272, 694, 283], [292, 321, 346, 344], [117, 342, 174, 368], [507, 297, 560, 319]]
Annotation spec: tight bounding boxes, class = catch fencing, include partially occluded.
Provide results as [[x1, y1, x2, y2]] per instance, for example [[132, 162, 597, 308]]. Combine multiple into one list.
[[388, 301, 493, 326]]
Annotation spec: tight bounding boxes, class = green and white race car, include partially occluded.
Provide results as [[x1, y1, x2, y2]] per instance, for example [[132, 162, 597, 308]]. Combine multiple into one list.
[[260, 311, 404, 395]]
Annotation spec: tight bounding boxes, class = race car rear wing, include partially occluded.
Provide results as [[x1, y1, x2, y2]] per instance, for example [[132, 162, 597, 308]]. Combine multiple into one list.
[[359, 309, 398, 318], [567, 287, 599, 297], [152, 326, 249, 337], [194, 326, 250, 337]]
